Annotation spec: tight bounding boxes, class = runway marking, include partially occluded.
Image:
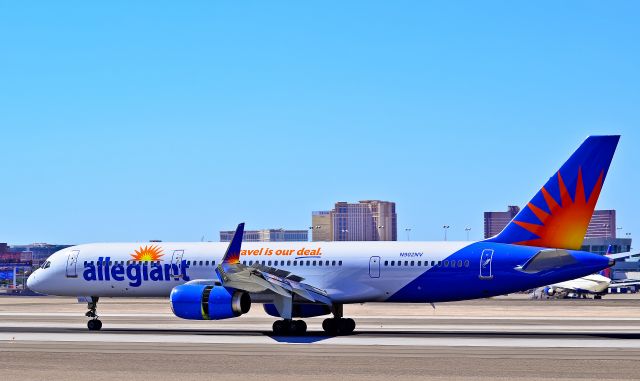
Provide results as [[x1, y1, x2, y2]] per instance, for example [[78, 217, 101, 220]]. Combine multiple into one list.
[[0, 330, 639, 349]]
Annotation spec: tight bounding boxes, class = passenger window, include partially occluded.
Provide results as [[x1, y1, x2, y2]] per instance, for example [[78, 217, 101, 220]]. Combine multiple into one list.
[[444, 260, 449, 267], [306, 260, 311, 266], [287, 260, 291, 266], [410, 261, 415, 266], [293, 261, 297, 266], [457, 260, 463, 268], [464, 260, 469, 267], [312, 260, 316, 266], [391, 261, 395, 266], [205, 261, 209, 266], [451, 261, 456, 268], [199, 261, 203, 266], [437, 261, 442, 266], [384, 260, 388, 266], [338, 260, 343, 266], [417, 261, 421, 266], [242, 261, 246, 265], [318, 261, 323, 266], [212, 261, 216, 265], [325, 260, 330, 266], [431, 261, 435, 266], [332, 260, 336, 266], [404, 261, 408, 266], [261, 261, 265, 265], [268, 261, 272, 266]]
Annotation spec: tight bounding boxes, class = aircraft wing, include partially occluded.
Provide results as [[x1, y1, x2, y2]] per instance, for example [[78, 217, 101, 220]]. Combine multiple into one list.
[[214, 223, 332, 306], [607, 251, 640, 261]]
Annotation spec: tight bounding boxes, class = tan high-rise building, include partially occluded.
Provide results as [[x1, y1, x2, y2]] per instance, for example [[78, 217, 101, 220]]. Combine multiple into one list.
[[312, 200, 397, 241], [484, 206, 520, 239], [311, 211, 333, 242], [585, 210, 616, 239]]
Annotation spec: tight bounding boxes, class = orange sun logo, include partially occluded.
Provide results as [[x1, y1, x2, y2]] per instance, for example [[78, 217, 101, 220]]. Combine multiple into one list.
[[514, 167, 604, 250], [131, 245, 164, 261]]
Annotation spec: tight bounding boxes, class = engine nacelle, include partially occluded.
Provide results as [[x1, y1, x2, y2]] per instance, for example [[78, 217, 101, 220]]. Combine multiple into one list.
[[170, 284, 251, 320], [263, 303, 331, 318]]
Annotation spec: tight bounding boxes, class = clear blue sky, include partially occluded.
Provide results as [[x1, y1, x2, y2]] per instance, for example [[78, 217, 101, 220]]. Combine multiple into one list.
[[0, 1, 638, 244]]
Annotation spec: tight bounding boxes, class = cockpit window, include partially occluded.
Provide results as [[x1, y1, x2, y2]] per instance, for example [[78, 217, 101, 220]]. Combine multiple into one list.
[[40, 261, 51, 269]]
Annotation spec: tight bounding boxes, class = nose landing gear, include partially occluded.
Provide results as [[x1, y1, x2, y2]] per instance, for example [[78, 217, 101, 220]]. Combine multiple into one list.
[[85, 296, 102, 331]]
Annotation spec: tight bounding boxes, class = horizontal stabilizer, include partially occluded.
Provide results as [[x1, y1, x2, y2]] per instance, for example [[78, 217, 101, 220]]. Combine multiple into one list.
[[516, 249, 578, 274]]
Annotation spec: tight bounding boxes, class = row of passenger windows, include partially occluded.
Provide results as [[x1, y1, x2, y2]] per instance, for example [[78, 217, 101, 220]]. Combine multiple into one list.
[[385, 259, 470, 268], [83, 259, 465, 269], [84, 260, 217, 266], [83, 259, 344, 267], [241, 260, 342, 267]]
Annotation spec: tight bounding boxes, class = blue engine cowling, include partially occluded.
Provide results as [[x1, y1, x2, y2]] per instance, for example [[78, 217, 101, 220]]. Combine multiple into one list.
[[263, 303, 331, 318], [170, 284, 251, 320]]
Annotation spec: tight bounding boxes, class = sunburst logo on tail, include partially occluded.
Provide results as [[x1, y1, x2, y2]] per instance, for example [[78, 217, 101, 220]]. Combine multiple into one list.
[[513, 167, 604, 250], [131, 245, 164, 261]]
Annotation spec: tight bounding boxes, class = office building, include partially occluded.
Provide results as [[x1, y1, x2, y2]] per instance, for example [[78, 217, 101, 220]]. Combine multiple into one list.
[[585, 210, 617, 239], [219, 229, 308, 242], [312, 200, 397, 241], [311, 211, 333, 242], [484, 206, 520, 238]]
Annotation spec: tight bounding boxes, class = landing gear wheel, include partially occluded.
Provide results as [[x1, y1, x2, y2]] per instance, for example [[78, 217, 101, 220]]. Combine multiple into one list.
[[87, 319, 102, 331], [291, 320, 307, 335], [272, 319, 307, 336], [322, 318, 356, 336], [322, 318, 355, 335]]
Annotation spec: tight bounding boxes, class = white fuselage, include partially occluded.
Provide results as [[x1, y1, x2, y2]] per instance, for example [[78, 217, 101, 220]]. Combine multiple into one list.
[[28, 241, 468, 303]]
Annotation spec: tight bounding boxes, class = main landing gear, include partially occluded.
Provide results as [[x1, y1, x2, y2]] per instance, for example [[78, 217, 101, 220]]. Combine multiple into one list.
[[85, 296, 102, 331], [322, 304, 355, 335], [272, 319, 307, 336]]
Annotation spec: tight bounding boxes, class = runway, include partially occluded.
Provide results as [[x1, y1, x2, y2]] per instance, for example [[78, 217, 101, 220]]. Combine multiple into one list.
[[1, 295, 639, 380]]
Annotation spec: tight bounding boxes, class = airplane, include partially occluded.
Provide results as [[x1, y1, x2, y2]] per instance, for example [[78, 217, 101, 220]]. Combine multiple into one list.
[[534, 246, 640, 299], [27, 135, 620, 335]]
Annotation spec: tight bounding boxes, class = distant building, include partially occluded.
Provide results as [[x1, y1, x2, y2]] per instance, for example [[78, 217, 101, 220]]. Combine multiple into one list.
[[585, 210, 617, 239], [580, 237, 631, 256], [219, 229, 308, 242], [312, 200, 397, 241], [484, 206, 520, 239], [311, 211, 333, 242]]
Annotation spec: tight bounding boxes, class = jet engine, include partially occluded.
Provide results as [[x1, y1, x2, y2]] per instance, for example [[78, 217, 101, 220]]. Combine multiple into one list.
[[170, 284, 251, 320]]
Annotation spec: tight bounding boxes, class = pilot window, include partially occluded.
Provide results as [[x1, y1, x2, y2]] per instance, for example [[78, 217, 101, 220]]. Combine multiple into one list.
[[40, 261, 51, 269]]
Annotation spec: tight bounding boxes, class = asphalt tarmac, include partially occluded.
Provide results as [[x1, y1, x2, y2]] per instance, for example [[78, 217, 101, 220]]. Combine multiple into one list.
[[0, 295, 639, 380]]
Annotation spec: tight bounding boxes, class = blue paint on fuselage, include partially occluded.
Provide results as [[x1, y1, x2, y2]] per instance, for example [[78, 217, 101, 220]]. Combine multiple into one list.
[[388, 242, 611, 302]]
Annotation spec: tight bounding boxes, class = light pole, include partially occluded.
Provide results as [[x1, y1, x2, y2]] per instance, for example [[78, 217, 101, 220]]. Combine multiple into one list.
[[617, 226, 622, 238], [603, 223, 610, 242], [465, 227, 471, 241], [405, 228, 412, 241], [377, 225, 384, 240], [443, 225, 450, 241], [341, 229, 349, 241]]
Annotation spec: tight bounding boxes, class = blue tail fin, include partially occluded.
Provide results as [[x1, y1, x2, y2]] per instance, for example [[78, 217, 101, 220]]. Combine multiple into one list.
[[487, 135, 620, 250]]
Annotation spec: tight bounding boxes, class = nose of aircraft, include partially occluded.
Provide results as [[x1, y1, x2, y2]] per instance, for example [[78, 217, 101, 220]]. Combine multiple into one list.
[[26, 270, 43, 294]]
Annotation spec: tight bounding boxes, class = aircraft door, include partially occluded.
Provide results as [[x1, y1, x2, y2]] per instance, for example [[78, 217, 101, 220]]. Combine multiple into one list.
[[369, 256, 380, 278], [170, 250, 184, 278], [479, 249, 494, 280], [66, 250, 80, 278]]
